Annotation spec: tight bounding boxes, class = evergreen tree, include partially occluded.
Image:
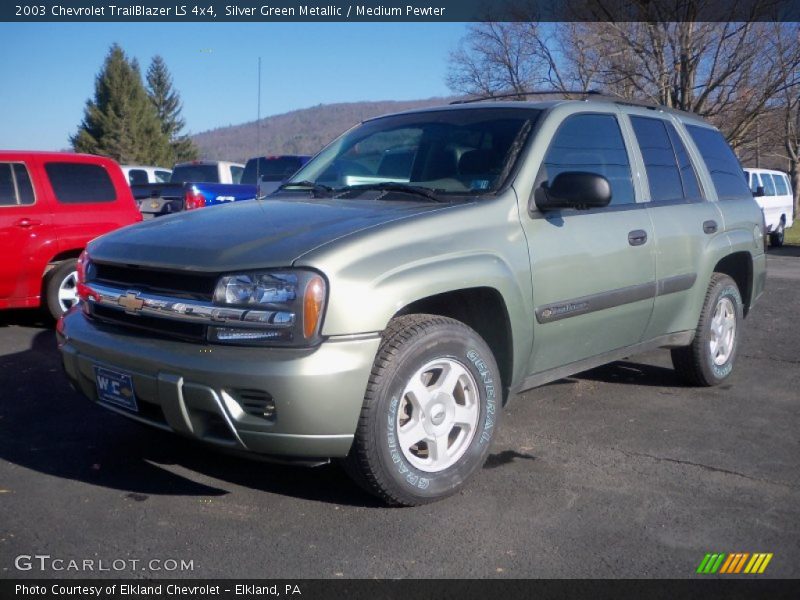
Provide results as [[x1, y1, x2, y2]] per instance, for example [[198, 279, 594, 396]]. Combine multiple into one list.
[[72, 44, 172, 165], [146, 55, 198, 162]]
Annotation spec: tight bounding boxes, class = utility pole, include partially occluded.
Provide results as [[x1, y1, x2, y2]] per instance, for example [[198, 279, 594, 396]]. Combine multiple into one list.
[[755, 118, 761, 168]]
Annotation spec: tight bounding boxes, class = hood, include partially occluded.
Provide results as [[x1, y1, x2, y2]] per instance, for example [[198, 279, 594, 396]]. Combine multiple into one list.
[[88, 196, 448, 272]]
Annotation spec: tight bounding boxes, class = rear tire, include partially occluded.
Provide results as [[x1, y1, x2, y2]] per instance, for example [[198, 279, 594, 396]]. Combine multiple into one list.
[[44, 259, 79, 319], [344, 314, 501, 506], [671, 273, 743, 386]]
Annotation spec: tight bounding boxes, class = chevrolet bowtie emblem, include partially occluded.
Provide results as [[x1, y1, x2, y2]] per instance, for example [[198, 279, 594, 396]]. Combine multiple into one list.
[[118, 292, 144, 313], [150, 200, 160, 209]]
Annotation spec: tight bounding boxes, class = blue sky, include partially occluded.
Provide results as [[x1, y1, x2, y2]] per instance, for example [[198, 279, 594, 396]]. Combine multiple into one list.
[[0, 22, 468, 150]]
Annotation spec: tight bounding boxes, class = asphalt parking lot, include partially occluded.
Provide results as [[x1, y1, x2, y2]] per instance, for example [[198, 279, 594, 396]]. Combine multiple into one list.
[[1, 248, 798, 579]]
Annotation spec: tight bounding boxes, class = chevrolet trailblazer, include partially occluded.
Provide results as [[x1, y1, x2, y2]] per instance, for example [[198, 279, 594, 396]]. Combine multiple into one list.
[[57, 97, 766, 505]]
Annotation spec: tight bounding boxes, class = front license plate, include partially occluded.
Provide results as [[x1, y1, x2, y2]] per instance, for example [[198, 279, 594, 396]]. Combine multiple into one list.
[[94, 366, 138, 412]]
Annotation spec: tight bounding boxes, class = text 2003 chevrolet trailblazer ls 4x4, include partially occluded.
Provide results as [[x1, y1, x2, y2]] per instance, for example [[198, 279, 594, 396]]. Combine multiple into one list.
[[58, 98, 766, 505]]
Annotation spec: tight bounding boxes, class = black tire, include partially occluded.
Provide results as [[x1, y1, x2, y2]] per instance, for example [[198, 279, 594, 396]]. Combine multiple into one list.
[[770, 222, 785, 248], [671, 273, 743, 386], [344, 314, 501, 506], [44, 259, 79, 320]]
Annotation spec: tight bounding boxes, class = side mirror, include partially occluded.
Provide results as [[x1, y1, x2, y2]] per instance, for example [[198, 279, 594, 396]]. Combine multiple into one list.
[[533, 172, 612, 212], [754, 186, 765, 197]]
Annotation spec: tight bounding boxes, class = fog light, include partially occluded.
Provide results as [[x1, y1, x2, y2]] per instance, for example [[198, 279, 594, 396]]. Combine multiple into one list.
[[236, 389, 276, 420]]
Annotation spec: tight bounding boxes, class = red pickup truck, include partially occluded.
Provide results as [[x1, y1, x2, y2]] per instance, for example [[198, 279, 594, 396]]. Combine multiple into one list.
[[0, 151, 142, 319]]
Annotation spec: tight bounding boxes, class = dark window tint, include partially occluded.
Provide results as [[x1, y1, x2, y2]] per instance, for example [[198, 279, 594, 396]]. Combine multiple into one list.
[[0, 163, 36, 206], [774, 173, 789, 195], [243, 157, 306, 183], [128, 169, 149, 185], [45, 163, 116, 203], [631, 116, 702, 202], [686, 126, 751, 200], [666, 123, 702, 199], [0, 164, 15, 206], [542, 113, 635, 205], [170, 164, 219, 183], [14, 164, 35, 205], [631, 117, 683, 202], [761, 173, 776, 196]]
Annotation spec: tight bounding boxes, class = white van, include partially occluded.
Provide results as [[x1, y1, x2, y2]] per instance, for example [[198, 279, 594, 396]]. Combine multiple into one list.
[[121, 165, 173, 186], [744, 168, 794, 247]]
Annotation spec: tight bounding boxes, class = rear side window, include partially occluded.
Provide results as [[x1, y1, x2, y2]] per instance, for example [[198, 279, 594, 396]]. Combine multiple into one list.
[[686, 126, 751, 200], [231, 165, 243, 184], [155, 170, 171, 183], [631, 117, 702, 202], [0, 163, 35, 206], [773, 174, 789, 196], [45, 163, 117, 203], [541, 113, 635, 205]]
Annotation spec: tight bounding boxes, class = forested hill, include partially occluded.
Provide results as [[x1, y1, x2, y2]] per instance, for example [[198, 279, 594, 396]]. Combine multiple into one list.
[[191, 97, 456, 162]]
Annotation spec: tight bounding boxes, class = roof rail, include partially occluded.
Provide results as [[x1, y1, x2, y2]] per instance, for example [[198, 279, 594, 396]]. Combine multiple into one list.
[[449, 89, 677, 113], [449, 89, 603, 105]]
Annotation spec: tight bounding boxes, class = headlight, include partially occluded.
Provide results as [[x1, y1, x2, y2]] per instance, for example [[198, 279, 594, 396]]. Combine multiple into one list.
[[209, 270, 327, 346]]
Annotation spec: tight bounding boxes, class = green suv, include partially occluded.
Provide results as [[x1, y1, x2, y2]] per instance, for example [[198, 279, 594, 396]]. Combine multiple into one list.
[[58, 98, 766, 505]]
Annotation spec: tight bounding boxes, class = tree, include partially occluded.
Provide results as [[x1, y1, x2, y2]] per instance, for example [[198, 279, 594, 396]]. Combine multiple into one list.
[[72, 44, 171, 165], [146, 55, 198, 163], [447, 5, 800, 153]]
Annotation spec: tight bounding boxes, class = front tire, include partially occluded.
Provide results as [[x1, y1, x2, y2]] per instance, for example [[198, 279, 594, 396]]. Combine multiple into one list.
[[671, 273, 743, 386], [44, 259, 79, 319], [344, 314, 501, 506]]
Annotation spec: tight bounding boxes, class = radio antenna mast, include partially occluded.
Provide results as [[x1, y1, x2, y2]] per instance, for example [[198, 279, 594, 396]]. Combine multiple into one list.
[[256, 56, 262, 197]]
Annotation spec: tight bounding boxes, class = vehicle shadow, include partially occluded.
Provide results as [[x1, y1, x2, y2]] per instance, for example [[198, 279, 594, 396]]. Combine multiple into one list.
[[572, 360, 687, 387], [2, 326, 679, 506], [767, 245, 800, 257], [0, 308, 52, 329], [0, 329, 383, 507]]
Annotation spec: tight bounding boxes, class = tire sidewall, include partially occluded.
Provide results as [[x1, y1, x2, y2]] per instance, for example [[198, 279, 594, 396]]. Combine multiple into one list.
[[701, 280, 743, 383], [45, 259, 78, 319], [372, 327, 500, 502]]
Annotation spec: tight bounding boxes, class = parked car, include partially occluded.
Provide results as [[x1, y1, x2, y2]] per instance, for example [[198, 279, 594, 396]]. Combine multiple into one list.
[[131, 160, 254, 218], [58, 98, 766, 505], [0, 151, 141, 319], [121, 165, 172, 186], [172, 160, 245, 185], [242, 155, 311, 197], [744, 168, 794, 247]]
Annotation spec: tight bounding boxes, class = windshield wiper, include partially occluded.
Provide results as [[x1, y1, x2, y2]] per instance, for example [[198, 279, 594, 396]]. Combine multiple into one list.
[[277, 181, 334, 197], [336, 182, 445, 203]]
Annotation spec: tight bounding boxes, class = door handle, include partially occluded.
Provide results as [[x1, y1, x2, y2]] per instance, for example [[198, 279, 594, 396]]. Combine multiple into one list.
[[703, 220, 718, 234], [14, 218, 42, 228], [628, 229, 648, 246]]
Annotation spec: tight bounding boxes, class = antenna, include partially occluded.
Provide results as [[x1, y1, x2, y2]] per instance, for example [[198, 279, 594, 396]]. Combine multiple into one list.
[[255, 56, 261, 195]]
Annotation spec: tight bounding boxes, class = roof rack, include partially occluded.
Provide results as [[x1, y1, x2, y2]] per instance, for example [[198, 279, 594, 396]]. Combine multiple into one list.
[[449, 89, 675, 113], [450, 89, 603, 105]]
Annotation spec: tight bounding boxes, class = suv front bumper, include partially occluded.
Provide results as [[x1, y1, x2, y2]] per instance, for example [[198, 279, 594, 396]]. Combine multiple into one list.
[[58, 310, 380, 459]]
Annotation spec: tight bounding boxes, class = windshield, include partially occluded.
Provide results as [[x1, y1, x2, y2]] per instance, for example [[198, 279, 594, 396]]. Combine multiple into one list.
[[287, 108, 539, 195]]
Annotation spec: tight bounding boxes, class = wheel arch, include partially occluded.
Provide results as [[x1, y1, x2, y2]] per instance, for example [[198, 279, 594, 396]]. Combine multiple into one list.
[[393, 287, 515, 405], [713, 251, 753, 317]]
